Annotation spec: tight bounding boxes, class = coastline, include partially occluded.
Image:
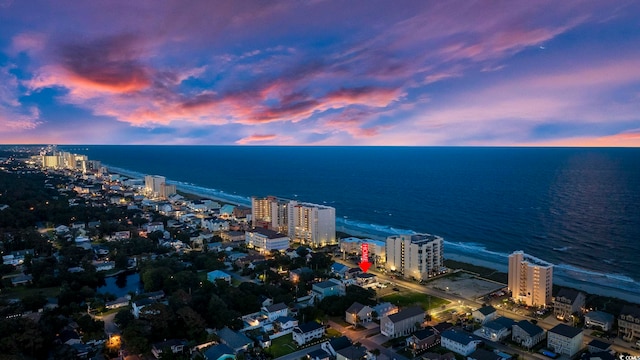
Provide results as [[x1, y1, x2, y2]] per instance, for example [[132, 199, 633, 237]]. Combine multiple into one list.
[[108, 165, 640, 305]]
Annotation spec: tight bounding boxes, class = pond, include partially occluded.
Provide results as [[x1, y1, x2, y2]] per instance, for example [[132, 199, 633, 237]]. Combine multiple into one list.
[[97, 272, 143, 298]]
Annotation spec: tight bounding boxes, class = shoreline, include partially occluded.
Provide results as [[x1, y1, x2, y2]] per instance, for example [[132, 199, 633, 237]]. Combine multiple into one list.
[[108, 166, 640, 305]]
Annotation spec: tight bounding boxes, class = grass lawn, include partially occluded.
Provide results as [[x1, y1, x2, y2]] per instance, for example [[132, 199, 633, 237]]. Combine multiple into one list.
[[381, 292, 449, 311], [326, 328, 342, 338], [266, 334, 298, 358]]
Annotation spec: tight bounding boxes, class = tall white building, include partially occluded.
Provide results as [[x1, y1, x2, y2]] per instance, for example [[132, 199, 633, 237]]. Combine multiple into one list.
[[385, 233, 444, 281], [288, 200, 336, 248], [508, 251, 553, 307], [145, 175, 176, 199], [245, 227, 290, 254], [251, 196, 289, 234], [251, 196, 336, 248]]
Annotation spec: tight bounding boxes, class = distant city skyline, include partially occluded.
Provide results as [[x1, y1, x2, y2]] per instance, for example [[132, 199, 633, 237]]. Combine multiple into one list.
[[0, 1, 639, 146]]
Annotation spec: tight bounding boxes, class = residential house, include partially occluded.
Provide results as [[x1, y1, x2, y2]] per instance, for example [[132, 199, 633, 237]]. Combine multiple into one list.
[[467, 349, 507, 360], [373, 302, 398, 319], [217, 327, 253, 353], [380, 306, 425, 338], [406, 328, 438, 351], [512, 320, 545, 349], [547, 323, 584, 357], [151, 339, 186, 359], [440, 329, 483, 356], [355, 273, 377, 288], [472, 306, 497, 324], [587, 339, 612, 354], [618, 305, 640, 342], [585, 311, 614, 332], [275, 316, 298, 333], [322, 336, 352, 357], [307, 349, 331, 360], [345, 302, 373, 325], [146, 222, 165, 233], [207, 270, 232, 284], [331, 263, 350, 278], [203, 344, 236, 360], [202, 218, 230, 232], [105, 297, 130, 310], [440, 328, 482, 356], [336, 345, 368, 360], [553, 288, 586, 320], [263, 303, 289, 322], [131, 298, 155, 319], [221, 231, 246, 243], [92, 260, 115, 271], [293, 322, 325, 346], [312, 279, 346, 301], [476, 317, 515, 342], [11, 273, 33, 286]]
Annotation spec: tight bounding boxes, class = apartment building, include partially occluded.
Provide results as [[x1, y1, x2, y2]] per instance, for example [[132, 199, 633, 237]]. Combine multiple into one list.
[[251, 196, 336, 247], [508, 251, 553, 307], [385, 233, 444, 281], [245, 227, 290, 254], [340, 237, 386, 265], [145, 175, 176, 199]]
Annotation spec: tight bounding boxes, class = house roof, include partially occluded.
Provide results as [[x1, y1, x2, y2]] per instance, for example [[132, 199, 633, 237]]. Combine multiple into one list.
[[276, 316, 296, 324], [336, 346, 367, 360], [476, 305, 496, 316], [549, 323, 582, 339], [411, 328, 436, 341], [307, 349, 330, 359], [346, 302, 366, 315], [514, 320, 544, 336], [587, 339, 611, 350], [484, 316, 515, 330], [204, 344, 235, 360], [432, 322, 454, 334], [585, 311, 614, 323], [328, 336, 352, 352], [217, 327, 253, 350], [441, 329, 482, 345], [620, 305, 640, 319], [387, 306, 424, 323], [314, 280, 341, 289], [555, 288, 583, 303], [265, 302, 288, 313], [468, 348, 501, 360], [295, 322, 323, 334]]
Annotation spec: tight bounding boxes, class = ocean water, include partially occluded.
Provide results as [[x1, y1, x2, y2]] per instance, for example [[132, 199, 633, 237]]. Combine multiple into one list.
[[64, 146, 640, 301]]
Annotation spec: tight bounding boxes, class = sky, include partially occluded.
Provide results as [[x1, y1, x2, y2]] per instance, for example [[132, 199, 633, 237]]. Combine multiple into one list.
[[1, 1, 639, 146]]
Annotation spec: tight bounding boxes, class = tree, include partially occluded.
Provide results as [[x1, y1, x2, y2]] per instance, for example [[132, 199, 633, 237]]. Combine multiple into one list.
[[114, 309, 135, 328]]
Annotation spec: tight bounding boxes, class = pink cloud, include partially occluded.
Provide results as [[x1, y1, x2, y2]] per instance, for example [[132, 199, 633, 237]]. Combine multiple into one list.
[[235, 133, 279, 144]]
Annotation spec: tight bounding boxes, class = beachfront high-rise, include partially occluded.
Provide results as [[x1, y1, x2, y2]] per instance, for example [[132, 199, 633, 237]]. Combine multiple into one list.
[[508, 251, 553, 307], [251, 196, 336, 248], [251, 196, 289, 234], [385, 233, 444, 281], [145, 175, 176, 199]]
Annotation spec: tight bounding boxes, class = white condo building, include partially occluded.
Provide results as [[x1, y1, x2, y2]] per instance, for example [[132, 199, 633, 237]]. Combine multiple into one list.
[[508, 251, 553, 307], [145, 175, 176, 199], [385, 233, 444, 281], [251, 196, 336, 247], [245, 227, 290, 254]]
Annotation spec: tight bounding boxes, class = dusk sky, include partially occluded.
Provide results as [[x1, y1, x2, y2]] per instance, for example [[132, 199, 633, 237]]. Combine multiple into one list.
[[1, 1, 640, 146]]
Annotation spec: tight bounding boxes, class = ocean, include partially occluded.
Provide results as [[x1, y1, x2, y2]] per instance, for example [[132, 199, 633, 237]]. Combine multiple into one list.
[[63, 146, 640, 302]]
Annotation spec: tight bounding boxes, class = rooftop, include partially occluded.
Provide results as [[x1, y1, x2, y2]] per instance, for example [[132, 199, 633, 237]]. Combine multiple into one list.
[[387, 306, 424, 323], [295, 321, 324, 334], [441, 328, 482, 345], [514, 320, 544, 336], [549, 323, 582, 338]]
